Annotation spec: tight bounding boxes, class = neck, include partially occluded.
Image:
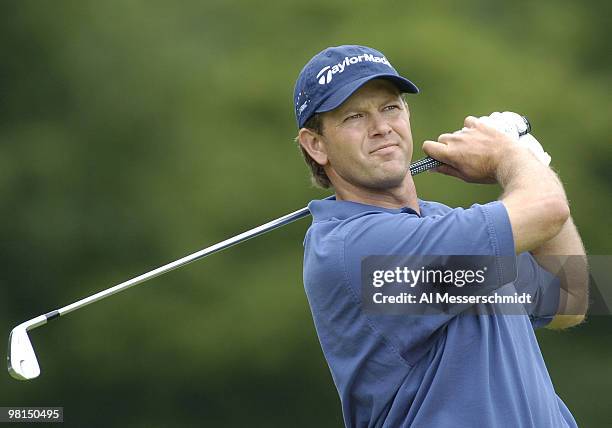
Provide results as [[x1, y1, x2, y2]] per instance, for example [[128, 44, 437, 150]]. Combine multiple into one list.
[[333, 174, 420, 214]]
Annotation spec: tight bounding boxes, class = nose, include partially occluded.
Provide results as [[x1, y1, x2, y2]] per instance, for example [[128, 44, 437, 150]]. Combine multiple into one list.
[[368, 113, 392, 138]]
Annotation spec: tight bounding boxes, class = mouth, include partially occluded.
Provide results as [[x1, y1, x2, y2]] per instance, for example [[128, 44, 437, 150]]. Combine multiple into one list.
[[370, 143, 399, 155]]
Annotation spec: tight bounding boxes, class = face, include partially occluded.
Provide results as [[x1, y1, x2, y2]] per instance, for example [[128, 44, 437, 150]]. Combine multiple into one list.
[[315, 79, 414, 190]]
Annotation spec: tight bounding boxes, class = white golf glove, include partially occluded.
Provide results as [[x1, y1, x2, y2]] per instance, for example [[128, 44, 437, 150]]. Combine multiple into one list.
[[478, 111, 551, 166]]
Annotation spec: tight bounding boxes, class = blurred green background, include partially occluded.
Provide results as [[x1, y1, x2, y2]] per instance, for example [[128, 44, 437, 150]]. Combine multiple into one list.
[[1, 0, 610, 426]]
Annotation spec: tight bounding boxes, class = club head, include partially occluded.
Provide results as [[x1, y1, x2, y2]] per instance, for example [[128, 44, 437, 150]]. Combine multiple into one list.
[[7, 326, 40, 381]]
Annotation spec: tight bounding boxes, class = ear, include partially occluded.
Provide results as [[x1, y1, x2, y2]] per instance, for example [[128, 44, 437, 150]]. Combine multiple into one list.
[[297, 128, 328, 166]]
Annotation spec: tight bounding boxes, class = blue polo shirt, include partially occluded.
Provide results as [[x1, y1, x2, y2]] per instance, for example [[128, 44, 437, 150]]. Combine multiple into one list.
[[303, 198, 576, 428]]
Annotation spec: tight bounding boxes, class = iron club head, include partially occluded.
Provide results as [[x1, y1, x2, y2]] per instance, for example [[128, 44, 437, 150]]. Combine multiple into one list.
[[7, 316, 47, 381], [8, 327, 40, 380]]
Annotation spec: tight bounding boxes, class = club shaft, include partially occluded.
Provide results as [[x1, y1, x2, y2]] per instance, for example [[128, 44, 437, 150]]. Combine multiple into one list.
[[47, 158, 430, 320], [56, 203, 319, 317]]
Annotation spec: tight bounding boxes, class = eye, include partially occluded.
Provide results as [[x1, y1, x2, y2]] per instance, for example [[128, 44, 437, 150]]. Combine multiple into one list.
[[344, 113, 364, 122], [383, 104, 401, 111]]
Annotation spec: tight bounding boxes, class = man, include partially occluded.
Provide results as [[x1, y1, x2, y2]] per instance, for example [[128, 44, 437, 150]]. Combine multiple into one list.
[[293, 45, 588, 427]]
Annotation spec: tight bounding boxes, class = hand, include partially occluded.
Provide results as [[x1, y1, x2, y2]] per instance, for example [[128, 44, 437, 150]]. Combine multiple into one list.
[[482, 112, 551, 166], [422, 116, 525, 184]]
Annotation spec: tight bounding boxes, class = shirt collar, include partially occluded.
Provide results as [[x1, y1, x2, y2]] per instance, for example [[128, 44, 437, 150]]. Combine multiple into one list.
[[308, 196, 423, 222]]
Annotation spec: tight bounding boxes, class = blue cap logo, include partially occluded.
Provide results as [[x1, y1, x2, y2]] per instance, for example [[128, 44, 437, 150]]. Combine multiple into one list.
[[293, 45, 419, 129], [316, 54, 391, 85]]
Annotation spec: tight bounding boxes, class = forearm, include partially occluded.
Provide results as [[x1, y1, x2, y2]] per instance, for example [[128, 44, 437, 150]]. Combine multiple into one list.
[[531, 216, 589, 317], [499, 152, 588, 320], [497, 148, 570, 253], [497, 148, 567, 202], [531, 215, 585, 257]]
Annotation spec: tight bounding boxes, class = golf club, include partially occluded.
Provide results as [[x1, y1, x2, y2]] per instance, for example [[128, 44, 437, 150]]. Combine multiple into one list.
[[8, 116, 532, 381]]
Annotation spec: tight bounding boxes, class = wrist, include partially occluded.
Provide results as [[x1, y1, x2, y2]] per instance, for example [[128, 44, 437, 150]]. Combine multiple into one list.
[[494, 145, 534, 187]]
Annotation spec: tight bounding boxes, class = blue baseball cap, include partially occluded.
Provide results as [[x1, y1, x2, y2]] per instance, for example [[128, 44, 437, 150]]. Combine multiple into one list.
[[293, 45, 419, 129]]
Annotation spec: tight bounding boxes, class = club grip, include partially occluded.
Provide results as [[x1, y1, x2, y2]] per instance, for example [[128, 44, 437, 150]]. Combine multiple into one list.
[[410, 115, 532, 175]]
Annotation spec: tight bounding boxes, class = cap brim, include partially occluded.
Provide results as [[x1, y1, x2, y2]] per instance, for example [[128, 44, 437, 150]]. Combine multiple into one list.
[[316, 74, 419, 114]]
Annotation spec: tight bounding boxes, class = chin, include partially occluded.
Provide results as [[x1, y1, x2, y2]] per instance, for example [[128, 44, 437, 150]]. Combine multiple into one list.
[[368, 170, 409, 190], [380, 163, 410, 182]]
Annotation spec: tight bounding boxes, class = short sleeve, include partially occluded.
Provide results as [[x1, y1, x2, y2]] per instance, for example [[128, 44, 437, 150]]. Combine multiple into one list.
[[344, 201, 515, 257], [342, 201, 518, 366], [514, 253, 561, 329]]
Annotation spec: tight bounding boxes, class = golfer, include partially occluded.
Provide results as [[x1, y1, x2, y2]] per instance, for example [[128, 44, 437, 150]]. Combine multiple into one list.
[[294, 45, 588, 427]]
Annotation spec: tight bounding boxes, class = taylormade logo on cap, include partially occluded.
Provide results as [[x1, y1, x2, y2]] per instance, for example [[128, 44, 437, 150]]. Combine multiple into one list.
[[316, 54, 391, 85]]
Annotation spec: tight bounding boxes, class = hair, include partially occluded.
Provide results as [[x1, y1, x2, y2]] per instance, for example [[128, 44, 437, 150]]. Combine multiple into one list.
[[295, 113, 332, 189], [295, 93, 410, 189]]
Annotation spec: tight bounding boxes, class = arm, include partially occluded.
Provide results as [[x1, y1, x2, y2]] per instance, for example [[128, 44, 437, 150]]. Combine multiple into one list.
[[423, 116, 570, 253], [495, 149, 569, 253], [530, 216, 589, 330], [423, 117, 588, 328], [493, 135, 588, 329]]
